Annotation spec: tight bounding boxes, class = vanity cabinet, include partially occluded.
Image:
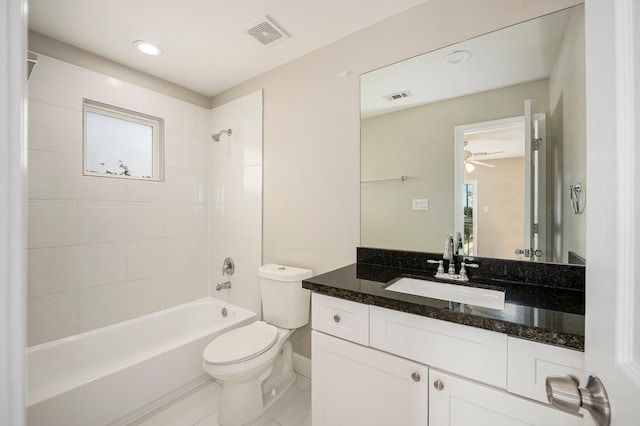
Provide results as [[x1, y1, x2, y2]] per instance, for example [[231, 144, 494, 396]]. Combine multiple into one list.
[[311, 293, 584, 425]]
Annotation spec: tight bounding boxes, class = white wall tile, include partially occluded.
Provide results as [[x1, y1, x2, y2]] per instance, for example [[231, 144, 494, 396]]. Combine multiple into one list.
[[29, 150, 128, 201], [78, 277, 165, 332], [165, 131, 210, 171], [28, 55, 126, 110], [78, 201, 165, 244], [211, 202, 262, 241], [125, 84, 200, 137], [196, 235, 210, 271], [165, 236, 198, 273], [165, 268, 209, 308], [126, 239, 168, 280], [226, 271, 261, 321], [28, 243, 127, 297], [166, 203, 207, 237], [211, 165, 262, 204], [165, 167, 200, 203], [28, 100, 82, 155], [126, 178, 168, 202], [27, 292, 79, 346], [28, 200, 78, 248], [209, 90, 263, 318]]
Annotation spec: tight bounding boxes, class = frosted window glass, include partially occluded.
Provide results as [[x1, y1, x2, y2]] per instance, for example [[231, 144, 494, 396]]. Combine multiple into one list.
[[83, 99, 164, 181]]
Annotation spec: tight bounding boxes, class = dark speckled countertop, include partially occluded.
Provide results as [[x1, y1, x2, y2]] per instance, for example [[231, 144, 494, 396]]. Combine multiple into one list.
[[303, 248, 585, 351]]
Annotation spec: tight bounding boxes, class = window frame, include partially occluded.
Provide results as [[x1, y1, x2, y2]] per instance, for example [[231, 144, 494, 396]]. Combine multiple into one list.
[[82, 98, 165, 181]]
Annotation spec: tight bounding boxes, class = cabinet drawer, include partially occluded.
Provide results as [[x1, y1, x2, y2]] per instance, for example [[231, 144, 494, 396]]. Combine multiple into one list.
[[507, 337, 585, 403], [370, 305, 507, 388], [312, 293, 369, 345]]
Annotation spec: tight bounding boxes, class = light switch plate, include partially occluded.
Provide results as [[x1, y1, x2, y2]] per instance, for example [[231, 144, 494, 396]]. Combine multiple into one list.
[[412, 198, 429, 211]]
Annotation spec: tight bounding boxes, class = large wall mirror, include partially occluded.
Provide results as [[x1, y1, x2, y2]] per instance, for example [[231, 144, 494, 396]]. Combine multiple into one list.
[[360, 4, 585, 265]]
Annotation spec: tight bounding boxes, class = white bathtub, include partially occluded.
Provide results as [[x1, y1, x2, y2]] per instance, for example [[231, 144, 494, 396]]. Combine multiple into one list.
[[26, 297, 256, 426]]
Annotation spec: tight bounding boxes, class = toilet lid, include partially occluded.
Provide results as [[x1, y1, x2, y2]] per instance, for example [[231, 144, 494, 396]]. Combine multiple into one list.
[[203, 321, 278, 365]]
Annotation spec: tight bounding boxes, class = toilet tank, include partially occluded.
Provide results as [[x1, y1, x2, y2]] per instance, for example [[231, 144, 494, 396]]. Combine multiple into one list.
[[259, 264, 313, 329]]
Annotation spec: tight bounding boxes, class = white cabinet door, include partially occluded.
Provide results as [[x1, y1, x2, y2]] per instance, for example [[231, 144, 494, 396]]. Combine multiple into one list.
[[312, 330, 429, 426], [429, 369, 582, 426]]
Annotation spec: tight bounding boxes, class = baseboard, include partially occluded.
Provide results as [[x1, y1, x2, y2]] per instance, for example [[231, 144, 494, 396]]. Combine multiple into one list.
[[293, 352, 311, 379]]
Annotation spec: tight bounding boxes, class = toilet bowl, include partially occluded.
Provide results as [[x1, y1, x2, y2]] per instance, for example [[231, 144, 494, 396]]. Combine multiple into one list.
[[202, 264, 312, 426]]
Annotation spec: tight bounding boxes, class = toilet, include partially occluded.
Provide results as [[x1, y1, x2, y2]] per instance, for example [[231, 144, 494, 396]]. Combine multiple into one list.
[[202, 264, 312, 426]]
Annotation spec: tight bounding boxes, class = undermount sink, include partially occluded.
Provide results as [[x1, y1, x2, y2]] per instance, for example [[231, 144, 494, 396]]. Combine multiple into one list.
[[385, 277, 505, 310]]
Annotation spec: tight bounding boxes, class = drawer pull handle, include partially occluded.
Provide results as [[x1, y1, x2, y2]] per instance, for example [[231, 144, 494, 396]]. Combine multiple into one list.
[[333, 314, 341, 323], [433, 379, 444, 391], [411, 372, 421, 382]]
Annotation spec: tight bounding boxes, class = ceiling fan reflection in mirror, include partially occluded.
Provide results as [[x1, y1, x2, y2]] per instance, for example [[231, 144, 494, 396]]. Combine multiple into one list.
[[463, 141, 504, 172]]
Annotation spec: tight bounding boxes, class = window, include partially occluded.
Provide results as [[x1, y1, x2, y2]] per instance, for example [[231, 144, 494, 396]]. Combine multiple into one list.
[[83, 99, 164, 181]]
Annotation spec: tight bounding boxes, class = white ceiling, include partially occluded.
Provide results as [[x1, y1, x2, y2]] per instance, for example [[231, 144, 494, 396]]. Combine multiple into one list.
[[28, 0, 429, 97]]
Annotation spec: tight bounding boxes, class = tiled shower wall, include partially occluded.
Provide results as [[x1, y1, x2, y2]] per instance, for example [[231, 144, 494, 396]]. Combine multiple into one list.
[[27, 55, 212, 346], [209, 91, 263, 317]]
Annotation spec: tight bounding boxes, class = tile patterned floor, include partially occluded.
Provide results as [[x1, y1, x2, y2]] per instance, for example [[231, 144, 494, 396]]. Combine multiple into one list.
[[128, 374, 311, 426]]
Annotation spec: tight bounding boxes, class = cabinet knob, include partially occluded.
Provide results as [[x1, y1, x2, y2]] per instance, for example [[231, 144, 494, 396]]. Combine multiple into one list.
[[433, 379, 444, 391], [333, 314, 341, 323], [411, 372, 421, 382]]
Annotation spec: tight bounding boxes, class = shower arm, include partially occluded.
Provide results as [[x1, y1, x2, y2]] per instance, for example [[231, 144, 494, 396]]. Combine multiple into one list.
[[211, 129, 232, 142]]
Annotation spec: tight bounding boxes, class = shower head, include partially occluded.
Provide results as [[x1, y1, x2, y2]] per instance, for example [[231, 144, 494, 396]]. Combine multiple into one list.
[[211, 129, 232, 142]]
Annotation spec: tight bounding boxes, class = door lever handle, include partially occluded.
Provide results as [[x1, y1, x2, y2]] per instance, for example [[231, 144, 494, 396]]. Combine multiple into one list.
[[546, 375, 611, 425]]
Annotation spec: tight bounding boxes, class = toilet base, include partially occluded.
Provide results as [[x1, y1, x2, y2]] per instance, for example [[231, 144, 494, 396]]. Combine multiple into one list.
[[218, 340, 296, 426]]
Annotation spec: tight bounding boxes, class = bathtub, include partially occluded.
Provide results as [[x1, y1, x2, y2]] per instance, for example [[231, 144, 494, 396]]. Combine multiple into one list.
[[26, 297, 256, 426]]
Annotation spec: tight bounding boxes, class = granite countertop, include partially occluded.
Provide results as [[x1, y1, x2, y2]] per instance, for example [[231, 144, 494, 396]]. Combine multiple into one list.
[[303, 262, 585, 351]]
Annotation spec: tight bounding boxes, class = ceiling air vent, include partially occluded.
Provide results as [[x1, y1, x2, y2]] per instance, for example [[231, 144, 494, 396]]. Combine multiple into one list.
[[244, 16, 289, 48], [384, 91, 412, 101]]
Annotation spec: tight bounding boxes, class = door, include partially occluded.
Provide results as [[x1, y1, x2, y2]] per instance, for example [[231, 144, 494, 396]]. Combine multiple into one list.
[[312, 331, 429, 426], [523, 100, 547, 261], [1, 0, 27, 425], [582, 0, 640, 424], [454, 114, 534, 260]]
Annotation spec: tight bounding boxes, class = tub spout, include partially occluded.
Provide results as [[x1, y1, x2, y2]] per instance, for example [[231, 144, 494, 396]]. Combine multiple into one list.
[[216, 281, 232, 291]]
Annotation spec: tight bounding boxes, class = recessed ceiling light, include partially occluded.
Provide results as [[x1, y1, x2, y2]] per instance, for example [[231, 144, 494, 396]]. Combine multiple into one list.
[[134, 40, 163, 56], [444, 50, 471, 65]]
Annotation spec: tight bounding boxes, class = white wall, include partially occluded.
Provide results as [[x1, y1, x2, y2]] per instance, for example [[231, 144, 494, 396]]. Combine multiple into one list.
[[209, 91, 264, 316], [27, 55, 212, 345]]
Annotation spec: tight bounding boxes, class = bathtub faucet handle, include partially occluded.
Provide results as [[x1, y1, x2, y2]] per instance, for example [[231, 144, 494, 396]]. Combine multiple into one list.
[[222, 257, 235, 276]]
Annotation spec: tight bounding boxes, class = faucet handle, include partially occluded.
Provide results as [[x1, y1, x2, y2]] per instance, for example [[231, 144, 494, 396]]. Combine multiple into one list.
[[459, 262, 479, 281], [428, 259, 445, 274]]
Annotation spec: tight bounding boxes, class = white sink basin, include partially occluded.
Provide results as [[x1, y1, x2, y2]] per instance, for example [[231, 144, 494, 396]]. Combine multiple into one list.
[[385, 277, 505, 310]]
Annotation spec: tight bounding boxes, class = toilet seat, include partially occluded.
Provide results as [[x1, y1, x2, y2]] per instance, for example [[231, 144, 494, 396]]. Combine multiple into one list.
[[203, 321, 278, 365]]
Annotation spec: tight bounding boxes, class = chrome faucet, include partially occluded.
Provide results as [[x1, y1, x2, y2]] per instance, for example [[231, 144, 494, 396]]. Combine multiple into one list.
[[426, 235, 479, 282], [443, 235, 455, 275], [215, 281, 232, 291], [455, 232, 463, 255]]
